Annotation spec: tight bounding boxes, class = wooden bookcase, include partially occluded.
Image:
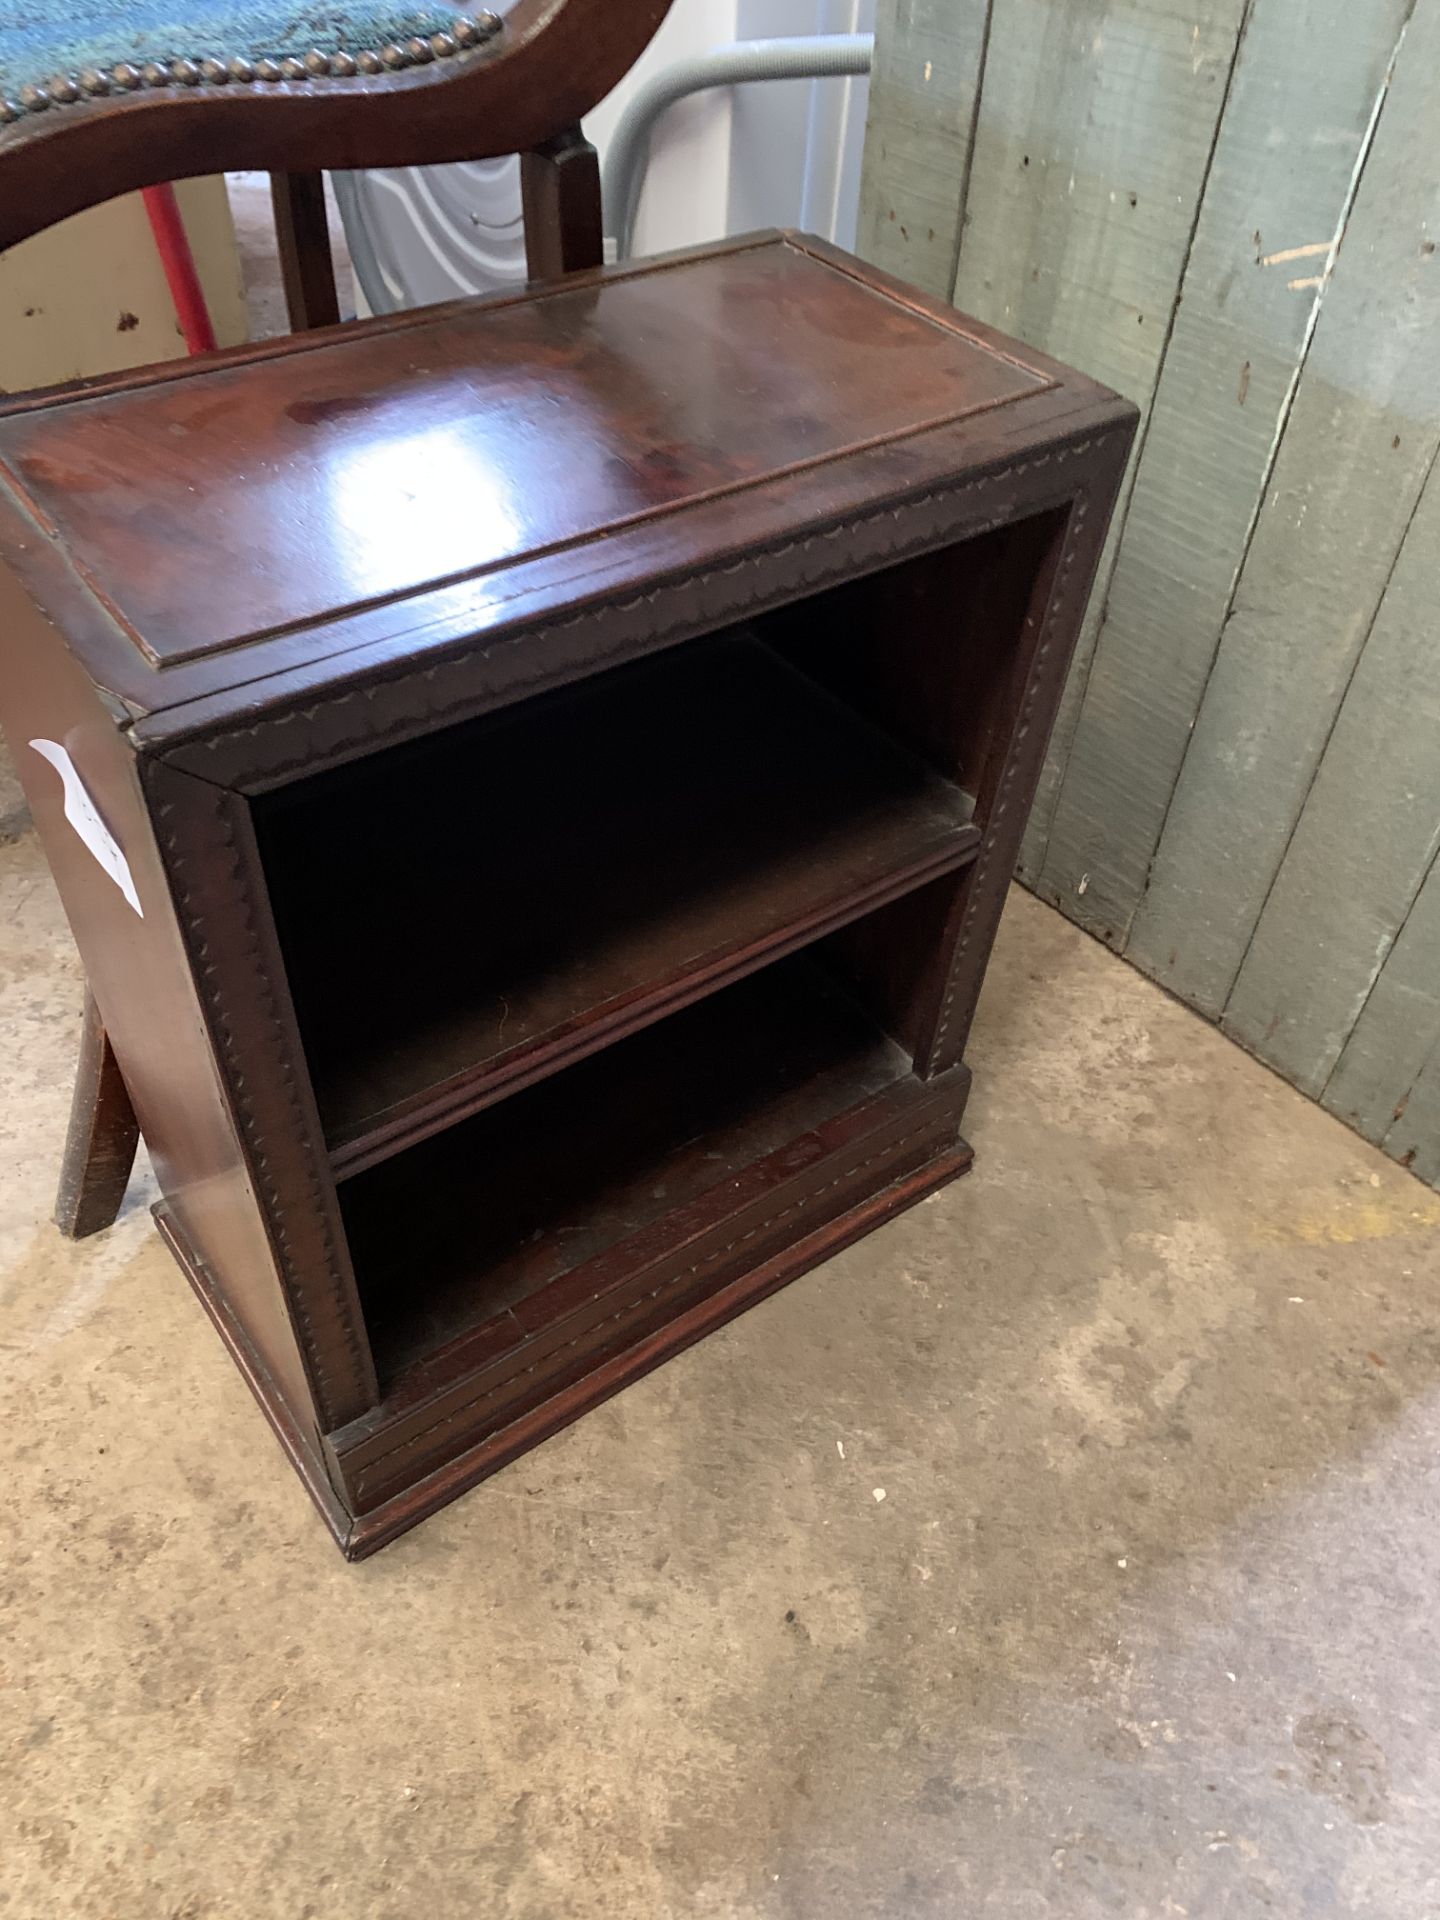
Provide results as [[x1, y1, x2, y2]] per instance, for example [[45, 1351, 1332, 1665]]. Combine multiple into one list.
[[0, 233, 1135, 1554]]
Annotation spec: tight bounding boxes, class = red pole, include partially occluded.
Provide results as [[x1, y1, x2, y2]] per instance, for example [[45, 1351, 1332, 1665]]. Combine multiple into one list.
[[141, 183, 217, 355]]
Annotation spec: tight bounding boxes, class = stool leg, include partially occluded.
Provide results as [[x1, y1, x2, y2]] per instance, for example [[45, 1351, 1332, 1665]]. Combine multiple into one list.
[[54, 987, 140, 1240], [270, 171, 342, 331], [521, 126, 604, 281]]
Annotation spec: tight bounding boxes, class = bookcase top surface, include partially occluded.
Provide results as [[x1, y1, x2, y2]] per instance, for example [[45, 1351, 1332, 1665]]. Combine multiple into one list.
[[0, 231, 1132, 741]]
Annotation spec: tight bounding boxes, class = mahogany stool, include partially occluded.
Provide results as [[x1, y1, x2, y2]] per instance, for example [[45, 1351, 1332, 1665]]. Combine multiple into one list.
[[0, 232, 1134, 1553]]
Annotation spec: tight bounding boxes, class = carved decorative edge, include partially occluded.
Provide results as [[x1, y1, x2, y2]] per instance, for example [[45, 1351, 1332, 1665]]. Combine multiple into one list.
[[1, 9, 502, 121], [929, 490, 1095, 1069], [177, 433, 1114, 791], [148, 769, 378, 1429]]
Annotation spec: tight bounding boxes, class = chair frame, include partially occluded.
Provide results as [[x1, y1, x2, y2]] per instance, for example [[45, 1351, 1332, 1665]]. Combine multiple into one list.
[[0, 0, 671, 248]]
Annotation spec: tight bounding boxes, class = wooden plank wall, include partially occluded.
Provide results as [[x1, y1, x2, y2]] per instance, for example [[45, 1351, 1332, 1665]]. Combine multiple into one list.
[[859, 0, 1440, 1187]]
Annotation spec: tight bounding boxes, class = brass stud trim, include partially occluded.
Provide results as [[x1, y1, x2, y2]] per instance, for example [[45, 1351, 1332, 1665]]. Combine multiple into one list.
[[0, 11, 504, 126]]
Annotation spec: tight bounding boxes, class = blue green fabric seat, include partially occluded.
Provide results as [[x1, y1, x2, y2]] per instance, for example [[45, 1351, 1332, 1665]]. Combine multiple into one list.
[[0, 1, 497, 107]]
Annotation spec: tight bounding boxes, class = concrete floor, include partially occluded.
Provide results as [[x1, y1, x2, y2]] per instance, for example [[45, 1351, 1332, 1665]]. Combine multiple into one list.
[[4, 811, 1440, 1919]]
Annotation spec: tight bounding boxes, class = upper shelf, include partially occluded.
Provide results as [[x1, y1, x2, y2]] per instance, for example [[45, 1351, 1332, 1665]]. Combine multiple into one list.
[[255, 630, 979, 1175]]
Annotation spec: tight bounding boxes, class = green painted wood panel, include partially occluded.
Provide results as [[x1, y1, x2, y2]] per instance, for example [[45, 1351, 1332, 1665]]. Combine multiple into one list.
[[856, 0, 992, 301], [943, 0, 1252, 877], [1126, 0, 1440, 1018], [1223, 450, 1440, 1093], [1032, 0, 1412, 948], [859, 0, 1440, 1189], [1324, 853, 1440, 1151], [1385, 1036, 1440, 1185]]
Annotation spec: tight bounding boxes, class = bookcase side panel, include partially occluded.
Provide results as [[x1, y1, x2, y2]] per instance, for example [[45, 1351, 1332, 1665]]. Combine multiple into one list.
[[0, 576, 320, 1436], [146, 760, 381, 1434]]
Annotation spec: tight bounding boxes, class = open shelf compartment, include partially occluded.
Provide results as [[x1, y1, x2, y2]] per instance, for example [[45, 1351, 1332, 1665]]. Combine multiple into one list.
[[325, 953, 973, 1517], [254, 626, 980, 1176], [342, 955, 915, 1386], [251, 509, 1066, 1522]]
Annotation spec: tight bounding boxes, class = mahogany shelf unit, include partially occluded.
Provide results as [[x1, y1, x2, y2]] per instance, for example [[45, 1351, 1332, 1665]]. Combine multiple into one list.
[[0, 233, 1135, 1556]]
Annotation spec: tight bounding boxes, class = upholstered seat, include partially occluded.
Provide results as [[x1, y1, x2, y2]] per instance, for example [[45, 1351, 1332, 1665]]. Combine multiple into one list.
[[0, 0, 501, 122]]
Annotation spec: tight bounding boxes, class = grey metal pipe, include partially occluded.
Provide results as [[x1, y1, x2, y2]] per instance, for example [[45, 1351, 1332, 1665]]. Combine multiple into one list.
[[330, 169, 403, 317], [603, 33, 873, 259], [334, 31, 874, 306]]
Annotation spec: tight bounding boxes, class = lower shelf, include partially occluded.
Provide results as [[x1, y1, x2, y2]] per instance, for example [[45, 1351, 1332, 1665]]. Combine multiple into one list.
[[160, 957, 976, 1557], [341, 958, 924, 1389], [322, 958, 972, 1544], [158, 1111, 972, 1559]]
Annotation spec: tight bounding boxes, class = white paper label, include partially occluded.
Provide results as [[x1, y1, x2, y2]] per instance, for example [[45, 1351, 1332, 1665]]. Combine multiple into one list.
[[29, 740, 143, 917]]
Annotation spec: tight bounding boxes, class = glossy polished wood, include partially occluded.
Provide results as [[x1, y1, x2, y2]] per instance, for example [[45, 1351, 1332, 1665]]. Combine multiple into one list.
[[0, 237, 1123, 746], [0, 233, 1137, 1554], [0, 239, 1050, 675]]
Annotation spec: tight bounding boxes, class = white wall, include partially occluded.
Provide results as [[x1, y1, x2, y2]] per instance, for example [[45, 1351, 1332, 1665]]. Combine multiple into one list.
[[588, 0, 739, 261], [590, 0, 874, 259], [344, 0, 875, 306]]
